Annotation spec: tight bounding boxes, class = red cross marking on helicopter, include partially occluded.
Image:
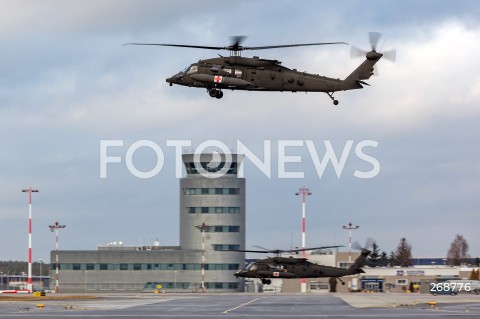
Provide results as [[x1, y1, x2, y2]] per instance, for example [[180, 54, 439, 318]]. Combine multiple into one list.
[[214, 75, 223, 83]]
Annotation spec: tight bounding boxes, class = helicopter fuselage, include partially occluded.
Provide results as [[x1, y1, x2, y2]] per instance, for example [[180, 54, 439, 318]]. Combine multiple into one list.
[[234, 256, 361, 281], [166, 55, 364, 101], [234, 248, 371, 285]]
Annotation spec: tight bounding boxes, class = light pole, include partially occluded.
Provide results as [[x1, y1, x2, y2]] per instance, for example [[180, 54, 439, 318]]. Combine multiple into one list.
[[37, 259, 44, 290], [342, 222, 359, 264], [49, 221, 66, 293], [195, 222, 211, 293], [22, 187, 39, 292], [295, 185, 311, 293]]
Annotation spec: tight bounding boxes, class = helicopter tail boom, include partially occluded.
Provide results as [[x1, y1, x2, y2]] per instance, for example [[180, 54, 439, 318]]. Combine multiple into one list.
[[346, 248, 371, 275], [343, 52, 382, 88]]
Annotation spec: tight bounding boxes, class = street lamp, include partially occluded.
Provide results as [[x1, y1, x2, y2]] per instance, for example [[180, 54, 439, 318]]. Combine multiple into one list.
[[195, 222, 211, 293], [295, 185, 311, 293], [342, 222, 359, 264], [49, 221, 66, 293], [22, 187, 39, 293], [37, 259, 44, 290]]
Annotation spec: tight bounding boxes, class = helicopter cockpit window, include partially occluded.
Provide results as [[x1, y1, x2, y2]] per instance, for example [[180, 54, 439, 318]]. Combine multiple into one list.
[[245, 262, 256, 271], [223, 68, 232, 75], [235, 69, 243, 78], [186, 65, 198, 74]]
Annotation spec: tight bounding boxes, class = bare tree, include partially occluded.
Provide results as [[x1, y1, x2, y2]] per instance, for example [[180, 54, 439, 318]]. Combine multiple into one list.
[[392, 238, 412, 267], [447, 234, 470, 266]]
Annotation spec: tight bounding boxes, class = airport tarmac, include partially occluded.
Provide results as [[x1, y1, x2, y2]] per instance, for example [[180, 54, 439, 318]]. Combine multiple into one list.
[[0, 292, 479, 318]]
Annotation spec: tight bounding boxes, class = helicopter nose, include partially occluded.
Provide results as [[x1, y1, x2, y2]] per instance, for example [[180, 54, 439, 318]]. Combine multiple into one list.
[[234, 270, 246, 278], [166, 72, 184, 85]]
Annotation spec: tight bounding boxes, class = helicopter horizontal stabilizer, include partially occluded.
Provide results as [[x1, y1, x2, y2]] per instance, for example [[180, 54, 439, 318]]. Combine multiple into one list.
[[356, 80, 370, 86]]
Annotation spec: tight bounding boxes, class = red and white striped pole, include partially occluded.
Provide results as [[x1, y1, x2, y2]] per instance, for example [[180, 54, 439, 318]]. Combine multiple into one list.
[[22, 187, 39, 293], [195, 222, 210, 293], [49, 222, 66, 293], [295, 185, 311, 293], [342, 222, 359, 264]]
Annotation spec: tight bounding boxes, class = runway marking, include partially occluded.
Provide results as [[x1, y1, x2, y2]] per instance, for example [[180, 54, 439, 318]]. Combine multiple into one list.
[[223, 297, 262, 314]]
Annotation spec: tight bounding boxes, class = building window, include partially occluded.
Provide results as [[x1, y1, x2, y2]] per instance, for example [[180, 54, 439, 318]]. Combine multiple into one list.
[[206, 225, 240, 233], [212, 244, 240, 251], [338, 262, 350, 269], [86, 264, 95, 270], [100, 264, 108, 271], [120, 264, 128, 271], [184, 188, 239, 195], [73, 264, 81, 270], [185, 162, 238, 174], [133, 264, 142, 270], [396, 279, 408, 285], [187, 207, 240, 214]]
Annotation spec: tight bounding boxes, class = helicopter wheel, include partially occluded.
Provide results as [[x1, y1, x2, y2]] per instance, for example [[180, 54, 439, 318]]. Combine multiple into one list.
[[261, 278, 272, 285], [327, 92, 339, 105], [208, 88, 223, 99]]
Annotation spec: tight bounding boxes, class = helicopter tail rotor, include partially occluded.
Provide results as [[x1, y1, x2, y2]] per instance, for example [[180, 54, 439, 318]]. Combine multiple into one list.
[[352, 237, 376, 252], [350, 32, 397, 62], [349, 32, 396, 77]]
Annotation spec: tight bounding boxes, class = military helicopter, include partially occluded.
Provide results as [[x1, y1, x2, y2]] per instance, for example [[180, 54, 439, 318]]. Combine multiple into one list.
[[232, 243, 371, 285], [124, 33, 395, 105]]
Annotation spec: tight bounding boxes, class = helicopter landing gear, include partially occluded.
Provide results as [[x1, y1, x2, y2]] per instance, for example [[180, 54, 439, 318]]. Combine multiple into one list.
[[337, 277, 346, 285], [208, 88, 223, 99], [260, 278, 272, 285], [327, 92, 339, 105]]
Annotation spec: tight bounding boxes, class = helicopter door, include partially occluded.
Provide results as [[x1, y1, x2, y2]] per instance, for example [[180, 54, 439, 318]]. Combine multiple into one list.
[[246, 69, 257, 87]]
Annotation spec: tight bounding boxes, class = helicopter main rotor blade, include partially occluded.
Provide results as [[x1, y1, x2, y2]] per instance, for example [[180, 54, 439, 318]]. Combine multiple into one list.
[[245, 42, 348, 50], [230, 35, 247, 51], [281, 245, 343, 254], [225, 245, 343, 254], [123, 43, 226, 50], [124, 40, 347, 52], [253, 245, 271, 251]]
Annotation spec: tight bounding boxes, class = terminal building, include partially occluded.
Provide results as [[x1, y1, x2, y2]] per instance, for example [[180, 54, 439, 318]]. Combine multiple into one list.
[[52, 153, 246, 292]]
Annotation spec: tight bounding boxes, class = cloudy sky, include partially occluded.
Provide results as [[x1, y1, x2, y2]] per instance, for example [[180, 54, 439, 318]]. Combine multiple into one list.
[[1, 0, 480, 263]]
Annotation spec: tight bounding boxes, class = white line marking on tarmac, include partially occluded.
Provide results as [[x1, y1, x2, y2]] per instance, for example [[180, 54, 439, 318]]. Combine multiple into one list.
[[223, 297, 261, 314]]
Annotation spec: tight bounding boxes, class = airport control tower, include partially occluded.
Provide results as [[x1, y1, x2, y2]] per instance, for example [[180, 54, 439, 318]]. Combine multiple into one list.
[[180, 152, 245, 291]]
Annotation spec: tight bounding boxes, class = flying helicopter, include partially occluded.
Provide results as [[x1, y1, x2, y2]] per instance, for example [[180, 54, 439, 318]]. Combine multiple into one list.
[[232, 243, 372, 285], [124, 33, 395, 105]]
